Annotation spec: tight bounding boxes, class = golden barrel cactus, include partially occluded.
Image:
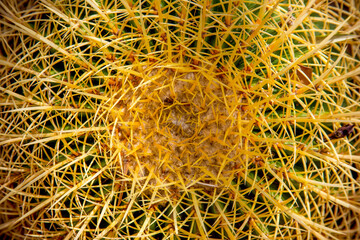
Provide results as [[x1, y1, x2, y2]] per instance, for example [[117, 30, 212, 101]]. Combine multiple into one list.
[[1, 0, 360, 239]]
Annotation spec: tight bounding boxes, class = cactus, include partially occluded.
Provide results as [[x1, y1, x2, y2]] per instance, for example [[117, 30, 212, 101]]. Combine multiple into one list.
[[1, 0, 360, 239]]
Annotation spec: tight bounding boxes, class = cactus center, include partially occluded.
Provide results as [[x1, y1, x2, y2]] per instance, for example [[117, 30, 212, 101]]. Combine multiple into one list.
[[111, 66, 248, 192]]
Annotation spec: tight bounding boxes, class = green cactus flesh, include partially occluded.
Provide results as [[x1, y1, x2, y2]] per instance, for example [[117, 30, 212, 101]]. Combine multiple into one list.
[[0, 0, 360, 239]]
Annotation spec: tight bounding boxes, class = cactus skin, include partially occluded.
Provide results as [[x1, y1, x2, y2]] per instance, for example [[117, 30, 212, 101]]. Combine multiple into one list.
[[0, 0, 360, 239]]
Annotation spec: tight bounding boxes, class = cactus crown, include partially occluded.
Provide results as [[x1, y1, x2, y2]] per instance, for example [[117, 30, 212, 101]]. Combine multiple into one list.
[[0, 0, 360, 239]]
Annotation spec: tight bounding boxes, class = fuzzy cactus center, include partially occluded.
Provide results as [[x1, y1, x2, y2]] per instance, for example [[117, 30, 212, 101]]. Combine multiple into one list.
[[111, 65, 248, 191]]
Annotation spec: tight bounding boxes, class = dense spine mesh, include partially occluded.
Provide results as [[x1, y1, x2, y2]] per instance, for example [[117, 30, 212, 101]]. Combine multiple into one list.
[[0, 0, 360, 239]]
